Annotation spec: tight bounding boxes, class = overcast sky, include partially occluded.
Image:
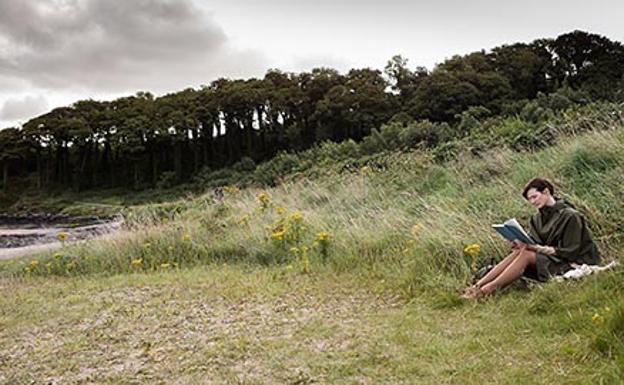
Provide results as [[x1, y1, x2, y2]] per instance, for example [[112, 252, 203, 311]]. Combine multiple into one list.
[[1, 0, 623, 129]]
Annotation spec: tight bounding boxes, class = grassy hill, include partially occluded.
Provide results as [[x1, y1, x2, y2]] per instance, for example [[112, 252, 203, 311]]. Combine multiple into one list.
[[1, 114, 623, 383]]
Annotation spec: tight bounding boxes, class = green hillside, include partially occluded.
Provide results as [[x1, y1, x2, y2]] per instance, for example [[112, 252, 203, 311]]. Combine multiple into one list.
[[1, 107, 623, 383]]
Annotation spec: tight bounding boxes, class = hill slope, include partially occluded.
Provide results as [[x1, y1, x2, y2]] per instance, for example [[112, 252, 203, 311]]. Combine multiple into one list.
[[1, 122, 623, 384]]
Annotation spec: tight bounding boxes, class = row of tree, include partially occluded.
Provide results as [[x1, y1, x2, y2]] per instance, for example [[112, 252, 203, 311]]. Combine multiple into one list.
[[2, 30, 624, 191]]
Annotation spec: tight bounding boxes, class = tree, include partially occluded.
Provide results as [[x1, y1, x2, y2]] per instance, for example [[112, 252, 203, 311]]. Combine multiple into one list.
[[0, 128, 26, 191], [408, 71, 481, 122], [384, 55, 428, 102], [156, 91, 195, 184], [490, 42, 552, 100], [344, 68, 396, 139], [549, 31, 624, 98]]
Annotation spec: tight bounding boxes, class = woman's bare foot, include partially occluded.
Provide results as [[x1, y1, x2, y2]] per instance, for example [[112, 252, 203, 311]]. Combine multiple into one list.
[[460, 285, 485, 300]]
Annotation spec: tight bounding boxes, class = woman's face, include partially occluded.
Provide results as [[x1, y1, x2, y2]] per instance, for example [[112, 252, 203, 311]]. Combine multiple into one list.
[[526, 187, 551, 209]]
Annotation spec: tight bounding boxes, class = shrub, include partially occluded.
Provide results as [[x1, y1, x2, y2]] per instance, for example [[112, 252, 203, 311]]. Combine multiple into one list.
[[156, 171, 177, 189]]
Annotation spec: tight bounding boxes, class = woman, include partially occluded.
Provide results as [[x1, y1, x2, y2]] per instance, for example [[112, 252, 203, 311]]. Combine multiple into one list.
[[462, 177, 601, 299]]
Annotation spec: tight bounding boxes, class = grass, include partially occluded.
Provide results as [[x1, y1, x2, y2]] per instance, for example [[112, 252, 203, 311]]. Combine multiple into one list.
[[1, 266, 622, 384], [1, 110, 623, 383]]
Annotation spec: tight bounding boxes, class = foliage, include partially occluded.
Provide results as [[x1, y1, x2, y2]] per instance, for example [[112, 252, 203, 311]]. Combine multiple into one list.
[[2, 31, 624, 195]]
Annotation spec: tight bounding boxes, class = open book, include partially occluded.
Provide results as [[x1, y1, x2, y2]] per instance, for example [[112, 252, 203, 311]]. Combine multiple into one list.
[[492, 218, 536, 245]]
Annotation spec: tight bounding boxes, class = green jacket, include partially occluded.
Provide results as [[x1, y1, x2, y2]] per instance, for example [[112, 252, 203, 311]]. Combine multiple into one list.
[[528, 199, 601, 265]]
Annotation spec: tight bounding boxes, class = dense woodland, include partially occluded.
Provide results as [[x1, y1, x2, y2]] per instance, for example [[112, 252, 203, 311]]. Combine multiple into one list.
[[1, 30, 624, 192]]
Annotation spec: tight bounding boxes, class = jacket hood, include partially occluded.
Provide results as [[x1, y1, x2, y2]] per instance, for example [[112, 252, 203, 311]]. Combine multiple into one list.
[[540, 198, 574, 214]]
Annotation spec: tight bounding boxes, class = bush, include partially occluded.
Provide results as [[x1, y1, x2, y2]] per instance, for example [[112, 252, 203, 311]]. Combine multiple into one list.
[[156, 171, 177, 189], [511, 125, 556, 151], [232, 157, 256, 172], [253, 152, 301, 185], [314, 139, 360, 164], [520, 100, 554, 123]]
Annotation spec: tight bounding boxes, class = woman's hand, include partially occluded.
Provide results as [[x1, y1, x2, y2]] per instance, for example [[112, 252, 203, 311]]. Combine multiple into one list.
[[534, 245, 556, 255], [510, 240, 528, 250], [511, 241, 555, 254]]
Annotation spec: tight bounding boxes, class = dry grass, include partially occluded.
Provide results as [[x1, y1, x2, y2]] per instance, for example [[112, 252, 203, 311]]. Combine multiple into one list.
[[1, 265, 622, 384]]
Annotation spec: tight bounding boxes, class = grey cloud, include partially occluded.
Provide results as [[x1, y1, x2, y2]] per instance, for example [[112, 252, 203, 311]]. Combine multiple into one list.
[[0, 95, 48, 121], [0, 0, 268, 93]]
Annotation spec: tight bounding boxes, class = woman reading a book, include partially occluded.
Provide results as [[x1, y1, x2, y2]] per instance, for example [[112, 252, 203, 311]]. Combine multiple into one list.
[[461, 177, 601, 299]]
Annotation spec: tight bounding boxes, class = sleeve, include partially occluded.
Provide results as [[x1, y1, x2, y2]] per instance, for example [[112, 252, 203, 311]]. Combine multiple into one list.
[[528, 216, 542, 244], [554, 213, 584, 261]]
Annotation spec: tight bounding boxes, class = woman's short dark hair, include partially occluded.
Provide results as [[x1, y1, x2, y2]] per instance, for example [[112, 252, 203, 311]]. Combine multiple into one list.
[[522, 177, 555, 200]]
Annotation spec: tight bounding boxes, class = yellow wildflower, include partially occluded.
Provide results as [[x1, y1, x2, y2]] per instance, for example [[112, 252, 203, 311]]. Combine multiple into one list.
[[143, 242, 151, 249], [315, 231, 331, 242], [275, 206, 286, 215], [360, 165, 372, 174], [131, 258, 143, 266], [463, 243, 481, 256], [257, 191, 270, 205], [182, 233, 192, 242], [592, 313, 605, 325], [604, 306, 611, 313], [271, 228, 286, 241], [223, 185, 239, 194], [30, 260, 39, 267], [237, 214, 250, 225], [410, 224, 423, 238], [288, 211, 303, 223], [57, 231, 68, 242]]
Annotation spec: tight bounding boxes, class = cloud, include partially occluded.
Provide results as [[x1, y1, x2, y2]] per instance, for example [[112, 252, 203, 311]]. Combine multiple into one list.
[[0, 95, 48, 121], [0, 0, 269, 94]]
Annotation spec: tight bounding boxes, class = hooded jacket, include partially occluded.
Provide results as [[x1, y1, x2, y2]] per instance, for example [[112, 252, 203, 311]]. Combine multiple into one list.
[[528, 199, 601, 265]]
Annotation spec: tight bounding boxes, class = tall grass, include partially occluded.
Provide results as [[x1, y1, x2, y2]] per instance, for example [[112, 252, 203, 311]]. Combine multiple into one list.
[[2, 111, 624, 382], [2, 126, 622, 295]]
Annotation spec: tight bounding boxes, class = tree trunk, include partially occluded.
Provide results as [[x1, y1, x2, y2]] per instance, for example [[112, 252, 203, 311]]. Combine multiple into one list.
[[134, 161, 140, 190], [36, 151, 42, 190], [2, 162, 8, 192], [174, 141, 183, 183], [151, 146, 158, 187]]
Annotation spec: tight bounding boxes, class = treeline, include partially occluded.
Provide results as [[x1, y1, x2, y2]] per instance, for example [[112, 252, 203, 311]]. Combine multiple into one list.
[[1, 30, 624, 192]]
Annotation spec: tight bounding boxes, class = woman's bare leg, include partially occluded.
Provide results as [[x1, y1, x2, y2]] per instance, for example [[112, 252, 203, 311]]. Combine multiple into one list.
[[480, 249, 537, 295], [475, 248, 522, 288]]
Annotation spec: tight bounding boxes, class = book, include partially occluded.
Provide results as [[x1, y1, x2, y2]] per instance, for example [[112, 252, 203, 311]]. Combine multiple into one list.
[[492, 218, 536, 245]]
